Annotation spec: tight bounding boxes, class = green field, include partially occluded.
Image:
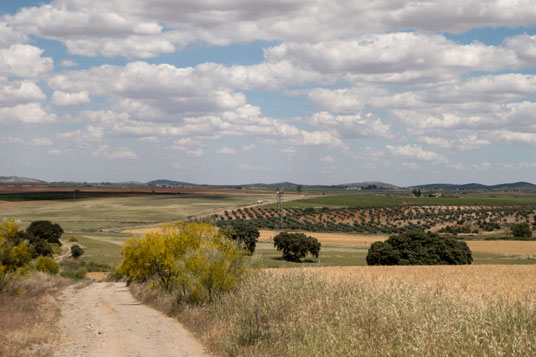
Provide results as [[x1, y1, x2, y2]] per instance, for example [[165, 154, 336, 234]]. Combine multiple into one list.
[[275, 192, 536, 208], [0, 193, 272, 231], [69, 233, 536, 270], [3, 191, 536, 269]]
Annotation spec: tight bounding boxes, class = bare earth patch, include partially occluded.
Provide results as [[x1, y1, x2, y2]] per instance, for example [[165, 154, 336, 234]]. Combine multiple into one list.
[[55, 282, 209, 357]]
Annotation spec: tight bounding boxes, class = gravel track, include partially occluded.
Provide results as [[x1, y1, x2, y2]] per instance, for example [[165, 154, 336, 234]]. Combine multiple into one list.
[[55, 282, 209, 357]]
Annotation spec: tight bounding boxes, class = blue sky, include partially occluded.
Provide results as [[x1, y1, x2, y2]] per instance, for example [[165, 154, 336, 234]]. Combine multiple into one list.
[[1, 1, 536, 186]]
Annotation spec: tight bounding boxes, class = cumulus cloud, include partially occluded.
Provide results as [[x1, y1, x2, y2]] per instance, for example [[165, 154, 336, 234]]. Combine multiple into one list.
[[320, 155, 334, 163], [4, 135, 53, 146], [59, 60, 79, 67], [51, 90, 90, 106], [57, 125, 103, 148], [0, 44, 53, 78], [0, 80, 45, 105], [93, 145, 137, 160], [6, 0, 536, 60], [385, 144, 448, 163], [488, 130, 536, 146], [0, 102, 56, 123], [309, 111, 392, 139], [216, 147, 237, 155]]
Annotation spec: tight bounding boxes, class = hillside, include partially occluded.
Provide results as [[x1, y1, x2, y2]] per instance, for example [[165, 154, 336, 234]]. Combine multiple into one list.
[[0, 176, 46, 184], [341, 181, 400, 189], [411, 181, 536, 191]]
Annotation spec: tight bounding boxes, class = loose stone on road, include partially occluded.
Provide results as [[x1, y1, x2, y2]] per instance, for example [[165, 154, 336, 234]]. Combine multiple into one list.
[[55, 282, 209, 357]]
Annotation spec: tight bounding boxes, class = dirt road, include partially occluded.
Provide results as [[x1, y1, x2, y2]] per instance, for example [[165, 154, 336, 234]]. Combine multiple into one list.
[[55, 282, 209, 357]]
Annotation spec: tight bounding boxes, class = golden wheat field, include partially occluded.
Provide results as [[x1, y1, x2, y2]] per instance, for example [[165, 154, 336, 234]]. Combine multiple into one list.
[[285, 265, 536, 303], [258, 229, 388, 247], [466, 240, 536, 256]]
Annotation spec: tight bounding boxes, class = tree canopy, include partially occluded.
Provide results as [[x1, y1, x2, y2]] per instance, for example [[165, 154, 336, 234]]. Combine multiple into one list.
[[273, 232, 321, 262], [222, 221, 259, 254], [366, 230, 472, 265], [26, 220, 63, 245]]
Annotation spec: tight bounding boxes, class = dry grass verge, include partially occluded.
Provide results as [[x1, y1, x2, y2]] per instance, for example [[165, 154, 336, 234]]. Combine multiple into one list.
[[0, 273, 70, 357], [133, 266, 536, 356]]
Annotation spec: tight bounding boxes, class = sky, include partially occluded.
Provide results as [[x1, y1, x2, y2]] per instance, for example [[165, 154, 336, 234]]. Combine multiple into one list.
[[1, 1, 536, 186]]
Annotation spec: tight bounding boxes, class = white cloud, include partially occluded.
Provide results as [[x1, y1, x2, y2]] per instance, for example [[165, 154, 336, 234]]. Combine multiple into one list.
[[238, 163, 268, 171], [29, 137, 53, 146], [0, 80, 46, 105], [216, 147, 237, 155], [489, 130, 536, 146], [0, 102, 56, 123], [51, 90, 90, 106], [418, 134, 490, 151], [59, 60, 79, 67], [320, 155, 334, 163], [0, 22, 27, 47], [242, 143, 256, 151], [0, 44, 53, 78], [4, 135, 53, 146], [137, 136, 160, 143], [7, 0, 536, 61], [385, 144, 447, 163], [93, 145, 137, 160], [57, 125, 103, 148], [401, 162, 421, 170], [48, 148, 62, 156], [4, 135, 25, 144], [309, 111, 392, 139]]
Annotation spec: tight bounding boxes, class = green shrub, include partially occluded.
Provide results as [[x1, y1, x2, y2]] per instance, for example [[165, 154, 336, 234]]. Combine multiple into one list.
[[117, 222, 255, 304], [49, 243, 61, 255], [273, 232, 321, 262], [0, 220, 33, 291], [74, 268, 86, 279], [68, 236, 78, 242], [70, 245, 84, 259], [511, 222, 532, 238], [33, 256, 59, 274], [367, 231, 472, 265], [26, 221, 63, 245]]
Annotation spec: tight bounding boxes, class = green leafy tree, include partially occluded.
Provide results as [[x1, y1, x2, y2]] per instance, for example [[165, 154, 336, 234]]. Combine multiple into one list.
[[222, 221, 259, 254], [367, 230, 472, 265], [511, 222, 532, 238], [71, 245, 84, 259], [273, 232, 321, 262], [26, 221, 63, 245], [13, 231, 52, 258]]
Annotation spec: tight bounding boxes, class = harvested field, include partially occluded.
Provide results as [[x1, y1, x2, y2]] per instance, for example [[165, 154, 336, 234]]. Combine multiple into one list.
[[258, 229, 387, 247], [466, 240, 536, 256]]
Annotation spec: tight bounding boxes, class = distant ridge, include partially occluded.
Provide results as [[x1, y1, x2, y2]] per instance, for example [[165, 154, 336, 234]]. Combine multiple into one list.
[[410, 181, 536, 191], [0, 176, 46, 184], [340, 181, 400, 189], [147, 179, 195, 186]]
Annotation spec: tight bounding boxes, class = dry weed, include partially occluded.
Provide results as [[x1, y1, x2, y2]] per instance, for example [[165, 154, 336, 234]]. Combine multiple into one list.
[[0, 273, 70, 357]]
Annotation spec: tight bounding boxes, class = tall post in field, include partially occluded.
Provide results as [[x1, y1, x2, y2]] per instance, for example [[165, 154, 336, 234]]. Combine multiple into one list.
[[277, 189, 284, 230]]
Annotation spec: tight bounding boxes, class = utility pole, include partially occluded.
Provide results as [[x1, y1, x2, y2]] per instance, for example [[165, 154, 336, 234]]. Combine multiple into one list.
[[277, 189, 284, 230]]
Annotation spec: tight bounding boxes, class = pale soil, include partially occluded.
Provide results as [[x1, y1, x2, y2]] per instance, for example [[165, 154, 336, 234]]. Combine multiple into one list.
[[55, 282, 209, 357]]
